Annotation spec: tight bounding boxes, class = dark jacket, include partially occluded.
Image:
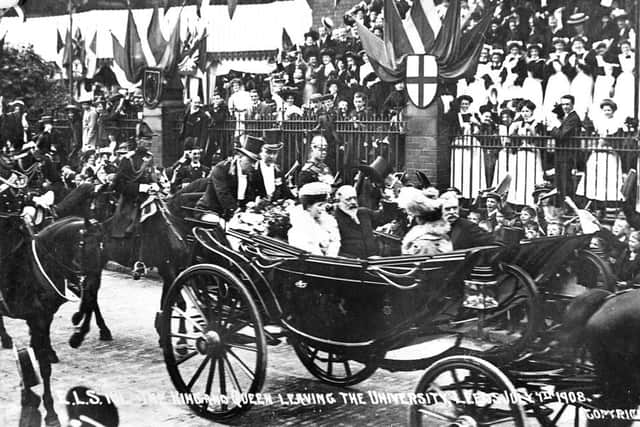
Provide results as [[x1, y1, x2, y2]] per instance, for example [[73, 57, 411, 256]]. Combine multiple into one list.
[[335, 206, 393, 258], [195, 158, 256, 220], [449, 218, 495, 250], [111, 149, 155, 237], [614, 248, 640, 284], [180, 109, 211, 149], [550, 110, 581, 149], [254, 162, 294, 201]]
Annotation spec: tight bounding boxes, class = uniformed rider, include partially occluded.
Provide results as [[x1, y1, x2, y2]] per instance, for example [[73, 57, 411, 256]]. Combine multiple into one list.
[[298, 134, 333, 188], [196, 135, 262, 222]]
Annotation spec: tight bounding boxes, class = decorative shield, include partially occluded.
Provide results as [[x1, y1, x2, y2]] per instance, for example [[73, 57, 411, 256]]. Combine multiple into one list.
[[143, 68, 163, 108], [406, 54, 438, 109]]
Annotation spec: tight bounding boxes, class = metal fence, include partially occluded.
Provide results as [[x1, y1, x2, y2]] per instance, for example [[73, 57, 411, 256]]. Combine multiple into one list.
[[177, 116, 407, 185], [450, 131, 638, 207]]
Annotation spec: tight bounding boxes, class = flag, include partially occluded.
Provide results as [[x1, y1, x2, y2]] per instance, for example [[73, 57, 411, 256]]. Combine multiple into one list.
[[355, 21, 404, 81], [57, 29, 64, 53], [0, 32, 5, 57], [227, 0, 237, 19], [177, 26, 207, 75], [73, 27, 86, 67], [112, 9, 147, 83], [384, 0, 413, 67], [408, 0, 441, 52], [431, 0, 461, 66], [157, 12, 182, 73], [88, 31, 97, 54], [282, 28, 293, 52], [62, 29, 73, 68], [148, 6, 166, 64]]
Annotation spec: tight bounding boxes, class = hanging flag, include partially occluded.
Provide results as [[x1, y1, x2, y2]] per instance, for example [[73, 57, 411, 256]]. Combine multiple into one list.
[[355, 21, 404, 81], [73, 27, 86, 67], [383, 0, 413, 67], [157, 11, 182, 74], [112, 9, 147, 83], [0, 32, 5, 57], [62, 28, 73, 68], [227, 0, 237, 19], [431, 0, 461, 66], [88, 31, 97, 54], [282, 27, 293, 52], [148, 6, 166, 64], [57, 28, 64, 53], [177, 26, 207, 76], [408, 0, 441, 53]]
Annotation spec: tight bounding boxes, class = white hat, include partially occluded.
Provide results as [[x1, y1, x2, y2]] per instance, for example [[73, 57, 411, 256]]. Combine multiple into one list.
[[321, 17, 334, 29]]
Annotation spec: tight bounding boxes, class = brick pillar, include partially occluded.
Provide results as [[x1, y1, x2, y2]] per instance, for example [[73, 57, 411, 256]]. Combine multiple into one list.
[[403, 100, 451, 188], [143, 105, 163, 165]]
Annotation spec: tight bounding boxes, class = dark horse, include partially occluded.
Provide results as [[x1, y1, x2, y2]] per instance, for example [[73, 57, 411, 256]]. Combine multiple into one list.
[[69, 186, 194, 347], [1, 214, 103, 427], [563, 288, 640, 426]]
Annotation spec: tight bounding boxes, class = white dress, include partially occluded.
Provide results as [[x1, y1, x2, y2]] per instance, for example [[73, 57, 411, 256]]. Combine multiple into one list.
[[500, 55, 525, 102], [451, 116, 487, 199], [521, 59, 544, 115], [457, 62, 492, 109], [576, 117, 623, 201], [590, 56, 616, 122], [287, 205, 341, 256], [491, 124, 513, 188], [569, 54, 594, 121], [614, 53, 635, 121], [505, 120, 544, 206], [543, 57, 571, 125]]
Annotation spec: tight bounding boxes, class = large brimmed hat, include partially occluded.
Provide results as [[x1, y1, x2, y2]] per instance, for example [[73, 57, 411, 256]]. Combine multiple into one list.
[[600, 98, 617, 111], [357, 156, 392, 183], [397, 187, 443, 222], [235, 136, 263, 161], [611, 8, 629, 21], [567, 12, 589, 25], [263, 128, 284, 151], [299, 181, 331, 205]]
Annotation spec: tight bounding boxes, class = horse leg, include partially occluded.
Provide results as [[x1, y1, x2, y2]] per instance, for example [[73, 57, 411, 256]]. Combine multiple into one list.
[[27, 315, 60, 427], [94, 303, 112, 341], [0, 315, 13, 349], [69, 272, 103, 348]]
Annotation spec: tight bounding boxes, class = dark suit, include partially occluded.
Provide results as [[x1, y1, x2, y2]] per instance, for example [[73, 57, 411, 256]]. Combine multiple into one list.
[[180, 109, 211, 149], [550, 110, 581, 201], [335, 207, 394, 258], [449, 218, 495, 250], [614, 248, 640, 284], [254, 162, 294, 201], [111, 150, 155, 237], [196, 158, 256, 220]]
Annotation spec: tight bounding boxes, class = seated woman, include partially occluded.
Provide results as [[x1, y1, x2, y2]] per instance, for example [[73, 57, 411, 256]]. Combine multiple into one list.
[[397, 187, 453, 256], [288, 182, 340, 256]]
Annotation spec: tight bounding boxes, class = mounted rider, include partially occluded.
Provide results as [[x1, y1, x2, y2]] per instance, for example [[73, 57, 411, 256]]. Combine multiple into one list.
[[0, 97, 29, 151], [35, 115, 66, 170]]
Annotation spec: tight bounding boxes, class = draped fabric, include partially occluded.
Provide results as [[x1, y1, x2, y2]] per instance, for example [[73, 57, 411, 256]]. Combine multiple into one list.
[[147, 6, 166, 64], [111, 9, 147, 83], [359, 0, 493, 83]]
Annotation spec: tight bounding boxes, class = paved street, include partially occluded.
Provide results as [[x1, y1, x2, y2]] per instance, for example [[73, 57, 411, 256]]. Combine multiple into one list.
[[0, 269, 603, 426]]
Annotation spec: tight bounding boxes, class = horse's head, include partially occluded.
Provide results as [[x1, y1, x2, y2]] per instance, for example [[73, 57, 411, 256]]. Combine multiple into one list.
[[91, 185, 118, 222], [73, 219, 105, 275]]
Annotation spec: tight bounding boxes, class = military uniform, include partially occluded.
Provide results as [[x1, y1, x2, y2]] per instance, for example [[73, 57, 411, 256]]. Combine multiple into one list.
[[298, 160, 333, 188], [111, 147, 156, 238], [16, 149, 65, 203]]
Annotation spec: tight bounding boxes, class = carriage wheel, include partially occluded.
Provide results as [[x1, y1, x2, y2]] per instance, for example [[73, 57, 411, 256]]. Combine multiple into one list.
[[409, 355, 526, 427], [162, 264, 267, 420], [451, 263, 542, 362], [290, 338, 378, 386], [566, 249, 616, 291]]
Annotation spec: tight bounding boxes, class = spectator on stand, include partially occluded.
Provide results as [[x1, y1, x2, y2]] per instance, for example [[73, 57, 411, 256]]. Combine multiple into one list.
[[180, 96, 211, 151], [80, 95, 98, 152], [550, 94, 582, 204]]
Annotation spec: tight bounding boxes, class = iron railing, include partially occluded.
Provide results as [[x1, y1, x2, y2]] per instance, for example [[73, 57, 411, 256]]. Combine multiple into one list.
[[450, 131, 638, 207]]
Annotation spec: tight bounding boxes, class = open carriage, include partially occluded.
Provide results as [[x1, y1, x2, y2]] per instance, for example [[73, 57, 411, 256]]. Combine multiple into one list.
[[158, 225, 544, 420]]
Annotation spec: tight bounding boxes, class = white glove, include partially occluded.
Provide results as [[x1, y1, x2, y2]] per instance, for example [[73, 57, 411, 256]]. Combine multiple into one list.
[[139, 183, 160, 193], [32, 191, 54, 208]]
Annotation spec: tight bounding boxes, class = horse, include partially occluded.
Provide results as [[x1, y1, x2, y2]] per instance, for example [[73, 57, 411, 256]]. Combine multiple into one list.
[[562, 288, 640, 426], [68, 190, 193, 347], [1, 214, 103, 427]]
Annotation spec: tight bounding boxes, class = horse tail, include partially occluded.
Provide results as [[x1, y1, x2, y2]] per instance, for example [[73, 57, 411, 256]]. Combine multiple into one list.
[[561, 288, 611, 346]]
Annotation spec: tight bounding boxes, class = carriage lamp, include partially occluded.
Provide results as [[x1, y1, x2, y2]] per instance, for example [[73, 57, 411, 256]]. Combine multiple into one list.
[[462, 266, 499, 310]]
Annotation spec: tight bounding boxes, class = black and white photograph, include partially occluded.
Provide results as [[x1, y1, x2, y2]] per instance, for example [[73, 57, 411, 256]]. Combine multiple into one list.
[[1, 0, 640, 426]]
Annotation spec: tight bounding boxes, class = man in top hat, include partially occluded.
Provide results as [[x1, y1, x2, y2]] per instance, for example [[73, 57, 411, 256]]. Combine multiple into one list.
[[254, 129, 294, 201], [0, 97, 28, 151], [196, 135, 263, 221], [180, 96, 211, 151], [80, 94, 98, 152], [298, 134, 333, 188]]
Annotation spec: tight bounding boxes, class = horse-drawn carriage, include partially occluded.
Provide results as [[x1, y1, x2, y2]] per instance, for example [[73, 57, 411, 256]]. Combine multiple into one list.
[[158, 212, 616, 422]]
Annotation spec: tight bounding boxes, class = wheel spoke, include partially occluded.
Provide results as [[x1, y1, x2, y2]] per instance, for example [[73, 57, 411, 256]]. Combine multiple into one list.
[[450, 369, 466, 403], [552, 403, 569, 424], [172, 305, 205, 333], [343, 361, 352, 377], [327, 353, 333, 376], [219, 354, 228, 412], [227, 348, 256, 380], [187, 355, 211, 390], [226, 342, 258, 352], [222, 355, 242, 393], [181, 286, 209, 328], [202, 357, 217, 412], [176, 351, 199, 366], [171, 333, 201, 340], [415, 406, 458, 422]]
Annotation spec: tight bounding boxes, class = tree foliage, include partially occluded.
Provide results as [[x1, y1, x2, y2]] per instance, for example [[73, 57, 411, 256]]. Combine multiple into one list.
[[0, 45, 69, 116]]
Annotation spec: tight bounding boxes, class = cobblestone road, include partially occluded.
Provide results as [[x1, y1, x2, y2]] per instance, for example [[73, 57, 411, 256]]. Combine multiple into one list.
[[0, 270, 603, 426]]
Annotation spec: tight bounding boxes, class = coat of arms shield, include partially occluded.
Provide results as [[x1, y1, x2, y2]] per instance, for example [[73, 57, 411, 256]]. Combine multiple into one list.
[[143, 68, 163, 108], [406, 55, 438, 109]]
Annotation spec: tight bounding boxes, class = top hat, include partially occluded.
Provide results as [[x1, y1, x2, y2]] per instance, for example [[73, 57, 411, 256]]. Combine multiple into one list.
[[567, 12, 589, 25], [357, 156, 391, 183], [263, 128, 284, 151], [235, 136, 263, 161]]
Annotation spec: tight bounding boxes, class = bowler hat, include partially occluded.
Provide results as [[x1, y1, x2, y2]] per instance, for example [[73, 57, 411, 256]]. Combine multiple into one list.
[[263, 129, 283, 151], [357, 156, 392, 183], [235, 136, 263, 161]]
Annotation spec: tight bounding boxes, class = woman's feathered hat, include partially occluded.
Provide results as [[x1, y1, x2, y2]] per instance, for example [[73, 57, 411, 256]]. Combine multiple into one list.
[[397, 187, 443, 222]]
